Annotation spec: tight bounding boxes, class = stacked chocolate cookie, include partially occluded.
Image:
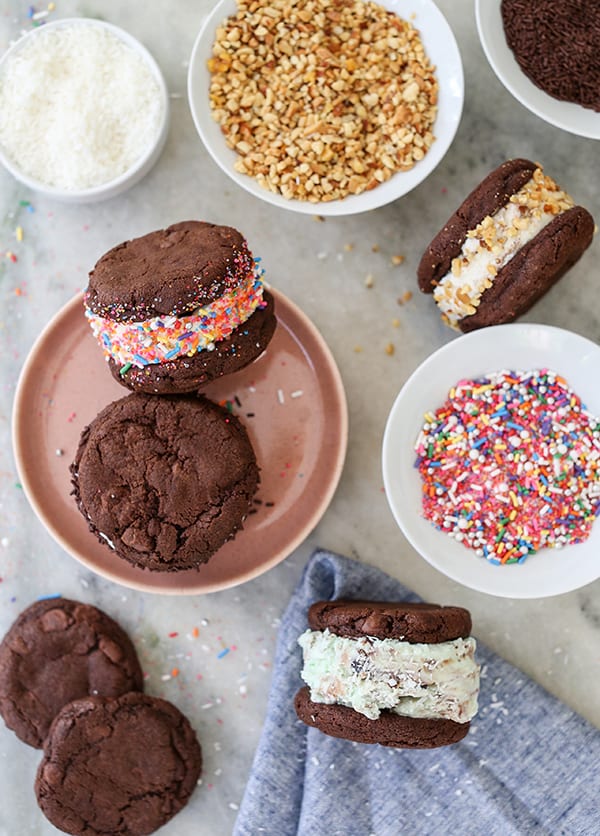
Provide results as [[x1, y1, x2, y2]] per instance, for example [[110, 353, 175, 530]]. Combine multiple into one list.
[[71, 394, 260, 572], [0, 598, 202, 836], [72, 221, 274, 573]]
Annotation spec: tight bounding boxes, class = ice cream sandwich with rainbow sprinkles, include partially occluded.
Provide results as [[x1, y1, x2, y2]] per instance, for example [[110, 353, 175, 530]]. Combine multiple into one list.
[[417, 159, 594, 331], [84, 221, 276, 394]]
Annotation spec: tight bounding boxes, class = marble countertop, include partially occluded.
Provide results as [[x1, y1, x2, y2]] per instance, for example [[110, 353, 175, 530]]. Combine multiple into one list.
[[0, 1, 598, 834]]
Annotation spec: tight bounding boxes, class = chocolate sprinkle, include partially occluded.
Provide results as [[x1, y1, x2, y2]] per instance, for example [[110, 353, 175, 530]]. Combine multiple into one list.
[[502, 0, 600, 113]]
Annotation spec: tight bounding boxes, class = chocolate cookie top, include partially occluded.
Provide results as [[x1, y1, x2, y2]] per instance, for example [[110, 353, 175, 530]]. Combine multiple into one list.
[[307, 600, 472, 643], [0, 598, 142, 748], [71, 393, 259, 572], [418, 158, 537, 292], [35, 692, 202, 836], [85, 221, 255, 321]]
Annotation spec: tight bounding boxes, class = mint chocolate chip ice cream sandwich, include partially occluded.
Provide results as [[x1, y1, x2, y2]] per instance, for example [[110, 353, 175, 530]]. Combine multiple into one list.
[[295, 599, 480, 749]]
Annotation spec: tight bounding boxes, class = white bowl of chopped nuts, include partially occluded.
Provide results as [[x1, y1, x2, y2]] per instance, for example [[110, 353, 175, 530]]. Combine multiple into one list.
[[188, 0, 464, 215]]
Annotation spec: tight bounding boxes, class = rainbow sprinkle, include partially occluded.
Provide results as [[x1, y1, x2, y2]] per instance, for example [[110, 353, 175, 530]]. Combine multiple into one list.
[[414, 369, 600, 564], [86, 267, 265, 369]]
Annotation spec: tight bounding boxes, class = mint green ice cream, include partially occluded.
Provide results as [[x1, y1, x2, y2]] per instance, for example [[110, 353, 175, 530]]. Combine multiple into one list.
[[298, 629, 479, 723]]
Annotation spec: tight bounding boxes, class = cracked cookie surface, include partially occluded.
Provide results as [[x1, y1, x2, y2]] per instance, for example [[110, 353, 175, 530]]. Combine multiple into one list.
[[71, 394, 259, 572], [308, 599, 472, 642], [86, 220, 253, 319], [35, 692, 202, 836], [0, 598, 142, 748]]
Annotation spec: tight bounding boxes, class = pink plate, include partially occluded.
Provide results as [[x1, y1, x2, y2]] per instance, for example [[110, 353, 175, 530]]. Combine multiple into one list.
[[12, 289, 347, 594]]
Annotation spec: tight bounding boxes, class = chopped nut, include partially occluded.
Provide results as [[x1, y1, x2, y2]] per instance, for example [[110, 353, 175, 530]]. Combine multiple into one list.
[[392, 318, 400, 327], [354, 345, 363, 353], [385, 342, 395, 355], [207, 0, 438, 203], [402, 81, 420, 102], [344, 242, 354, 252], [391, 254, 405, 266], [364, 273, 375, 288], [371, 243, 380, 252]]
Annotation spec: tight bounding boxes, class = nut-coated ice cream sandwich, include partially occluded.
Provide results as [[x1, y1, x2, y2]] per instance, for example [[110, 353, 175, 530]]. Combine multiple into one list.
[[417, 159, 594, 331], [295, 599, 479, 749], [84, 221, 276, 394]]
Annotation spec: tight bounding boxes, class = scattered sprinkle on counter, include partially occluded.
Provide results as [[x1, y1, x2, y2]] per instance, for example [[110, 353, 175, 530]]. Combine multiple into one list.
[[414, 369, 600, 564]]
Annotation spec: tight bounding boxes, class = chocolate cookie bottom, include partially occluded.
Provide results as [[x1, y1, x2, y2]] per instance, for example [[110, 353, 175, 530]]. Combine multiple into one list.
[[110, 291, 277, 394], [459, 206, 594, 332], [295, 687, 470, 749]]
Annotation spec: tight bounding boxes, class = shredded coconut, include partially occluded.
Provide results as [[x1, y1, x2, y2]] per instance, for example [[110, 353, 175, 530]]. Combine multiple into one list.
[[0, 22, 164, 190]]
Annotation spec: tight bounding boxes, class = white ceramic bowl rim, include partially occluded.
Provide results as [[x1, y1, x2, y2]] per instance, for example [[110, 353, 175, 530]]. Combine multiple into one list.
[[382, 323, 600, 599], [0, 17, 170, 198], [188, 0, 464, 215]]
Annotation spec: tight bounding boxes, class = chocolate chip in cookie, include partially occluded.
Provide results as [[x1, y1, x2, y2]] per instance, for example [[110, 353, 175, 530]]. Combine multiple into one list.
[[35, 692, 202, 836], [71, 393, 259, 572], [0, 598, 142, 748]]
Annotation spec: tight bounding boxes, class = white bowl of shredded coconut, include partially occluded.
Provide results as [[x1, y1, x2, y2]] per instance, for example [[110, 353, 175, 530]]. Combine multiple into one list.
[[0, 18, 169, 202]]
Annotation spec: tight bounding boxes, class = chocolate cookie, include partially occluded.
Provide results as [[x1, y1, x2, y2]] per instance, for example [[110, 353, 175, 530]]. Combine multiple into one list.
[[295, 599, 479, 749], [84, 221, 277, 394], [71, 393, 259, 572], [0, 598, 142, 748], [502, 0, 600, 113], [35, 692, 202, 836], [308, 599, 472, 642], [294, 686, 469, 749], [418, 159, 594, 331]]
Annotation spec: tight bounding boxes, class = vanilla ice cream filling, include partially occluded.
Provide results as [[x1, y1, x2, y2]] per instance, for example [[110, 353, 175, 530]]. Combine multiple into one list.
[[298, 629, 479, 723], [433, 169, 574, 328]]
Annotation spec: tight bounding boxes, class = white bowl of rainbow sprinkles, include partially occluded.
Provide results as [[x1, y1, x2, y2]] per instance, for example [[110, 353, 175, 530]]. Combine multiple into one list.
[[382, 323, 600, 598], [0, 18, 169, 202]]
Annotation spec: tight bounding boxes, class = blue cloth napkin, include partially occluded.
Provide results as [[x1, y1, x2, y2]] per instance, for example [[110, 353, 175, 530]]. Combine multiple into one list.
[[234, 550, 599, 836]]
